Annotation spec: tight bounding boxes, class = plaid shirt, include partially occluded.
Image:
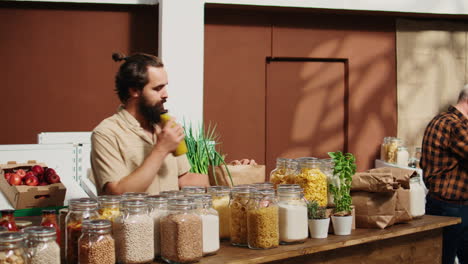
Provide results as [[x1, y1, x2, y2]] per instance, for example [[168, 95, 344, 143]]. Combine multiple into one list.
[[420, 106, 468, 201]]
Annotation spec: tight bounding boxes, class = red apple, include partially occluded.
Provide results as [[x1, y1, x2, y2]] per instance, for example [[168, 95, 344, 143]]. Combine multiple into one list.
[[46, 173, 61, 184], [4, 173, 13, 181], [25, 171, 37, 179], [24, 175, 39, 186], [16, 169, 27, 179], [31, 165, 44, 176], [8, 174, 22, 186], [45, 168, 56, 177], [39, 182, 48, 186]]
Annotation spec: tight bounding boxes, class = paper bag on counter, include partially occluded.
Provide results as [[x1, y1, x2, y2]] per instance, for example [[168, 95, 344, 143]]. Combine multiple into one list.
[[208, 165, 265, 187], [352, 191, 396, 229], [394, 187, 412, 223], [369, 167, 416, 189], [351, 172, 399, 192]]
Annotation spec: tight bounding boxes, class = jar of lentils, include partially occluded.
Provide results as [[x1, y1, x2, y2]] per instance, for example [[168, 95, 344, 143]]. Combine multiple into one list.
[[78, 219, 115, 264]]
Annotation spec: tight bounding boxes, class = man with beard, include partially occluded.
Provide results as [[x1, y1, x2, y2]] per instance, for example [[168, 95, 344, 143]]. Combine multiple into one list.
[[90, 52, 209, 195]]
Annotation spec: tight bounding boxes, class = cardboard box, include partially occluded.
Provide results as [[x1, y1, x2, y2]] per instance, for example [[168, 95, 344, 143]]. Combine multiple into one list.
[[0, 161, 66, 209]]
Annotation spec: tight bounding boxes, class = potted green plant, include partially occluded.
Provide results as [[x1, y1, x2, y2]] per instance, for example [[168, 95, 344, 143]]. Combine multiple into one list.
[[307, 200, 330, 238], [328, 151, 356, 235], [183, 122, 233, 185]]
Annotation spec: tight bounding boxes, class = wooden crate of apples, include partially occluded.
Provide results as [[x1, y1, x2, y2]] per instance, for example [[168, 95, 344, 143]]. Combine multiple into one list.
[[0, 161, 66, 209]]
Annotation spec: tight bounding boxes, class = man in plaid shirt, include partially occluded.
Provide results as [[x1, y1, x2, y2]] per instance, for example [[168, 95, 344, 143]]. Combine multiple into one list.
[[421, 86, 468, 264]]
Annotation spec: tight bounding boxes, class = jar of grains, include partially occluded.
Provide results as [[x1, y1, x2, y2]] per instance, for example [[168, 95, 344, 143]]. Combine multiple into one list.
[[229, 187, 251, 247], [207, 186, 231, 240], [160, 198, 203, 264], [98, 195, 121, 224], [66, 198, 99, 264], [285, 159, 299, 184], [409, 176, 426, 218], [247, 189, 279, 249], [145, 195, 168, 258], [78, 219, 115, 264], [0, 232, 28, 264], [23, 226, 60, 264], [320, 159, 336, 207], [295, 159, 328, 206], [114, 200, 154, 264], [269, 158, 288, 188], [193, 195, 220, 256], [121, 192, 148, 201], [181, 186, 206, 195], [277, 187, 308, 244]]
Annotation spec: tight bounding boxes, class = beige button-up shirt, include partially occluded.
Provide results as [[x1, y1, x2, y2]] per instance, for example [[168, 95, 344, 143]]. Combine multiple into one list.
[[91, 106, 191, 195]]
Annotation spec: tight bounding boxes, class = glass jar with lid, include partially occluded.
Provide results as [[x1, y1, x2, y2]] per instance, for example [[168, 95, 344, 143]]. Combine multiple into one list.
[[277, 187, 308, 244], [65, 198, 99, 264], [229, 187, 251, 247], [247, 189, 279, 249], [114, 200, 154, 264], [23, 226, 60, 264], [0, 232, 28, 264], [160, 190, 185, 198], [396, 146, 410, 167], [380, 137, 391, 161], [121, 192, 148, 201], [409, 176, 426, 218], [194, 195, 219, 256], [285, 159, 299, 184], [181, 186, 206, 195], [146, 195, 168, 258], [160, 198, 202, 264], [0, 227, 7, 233], [98, 195, 121, 223], [385, 138, 402, 164], [295, 159, 328, 206], [207, 186, 231, 240], [269, 158, 288, 188], [78, 219, 115, 264], [0, 210, 18, 231], [252, 182, 274, 190], [40, 209, 60, 245]]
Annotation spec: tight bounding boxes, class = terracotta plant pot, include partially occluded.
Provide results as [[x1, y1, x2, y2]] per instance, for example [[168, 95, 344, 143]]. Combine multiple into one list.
[[331, 215, 353, 235], [308, 218, 330, 239]]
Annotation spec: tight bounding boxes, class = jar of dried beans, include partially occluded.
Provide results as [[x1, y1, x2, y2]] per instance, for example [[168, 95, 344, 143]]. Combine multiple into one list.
[[295, 159, 328, 206], [65, 198, 99, 264], [207, 186, 231, 240], [23, 226, 60, 264], [0, 232, 28, 264], [78, 219, 115, 264], [114, 199, 154, 264], [98, 195, 121, 224], [146, 195, 168, 259], [229, 187, 251, 247], [160, 198, 202, 264], [247, 189, 279, 249]]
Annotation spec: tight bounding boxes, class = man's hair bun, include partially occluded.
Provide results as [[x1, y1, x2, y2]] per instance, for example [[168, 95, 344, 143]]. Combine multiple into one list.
[[112, 52, 127, 62]]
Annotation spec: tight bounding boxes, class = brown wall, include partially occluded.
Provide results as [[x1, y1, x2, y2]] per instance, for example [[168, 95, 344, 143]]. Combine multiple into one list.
[[0, 2, 158, 144], [204, 8, 397, 172]]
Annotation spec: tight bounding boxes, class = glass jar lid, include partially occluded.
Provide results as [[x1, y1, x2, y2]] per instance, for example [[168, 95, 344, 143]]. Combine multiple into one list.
[[206, 186, 230, 195], [181, 186, 206, 194], [68, 198, 98, 211], [22, 226, 56, 242], [98, 195, 121, 204], [0, 232, 25, 244], [121, 192, 148, 200], [82, 219, 112, 233], [168, 197, 195, 210], [252, 182, 274, 189], [160, 190, 185, 198]]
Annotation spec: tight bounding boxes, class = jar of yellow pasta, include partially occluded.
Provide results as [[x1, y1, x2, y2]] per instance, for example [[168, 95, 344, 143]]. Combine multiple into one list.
[[207, 186, 231, 240], [284, 159, 299, 184], [384, 137, 402, 164], [229, 187, 251, 247], [247, 189, 279, 249], [294, 159, 328, 206], [269, 158, 287, 188], [98, 195, 121, 223]]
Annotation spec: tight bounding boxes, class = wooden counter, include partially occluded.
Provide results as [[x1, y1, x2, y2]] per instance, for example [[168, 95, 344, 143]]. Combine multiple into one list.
[[155, 215, 460, 264]]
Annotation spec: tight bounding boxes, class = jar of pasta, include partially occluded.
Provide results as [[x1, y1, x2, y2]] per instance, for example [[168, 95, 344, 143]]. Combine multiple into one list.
[[277, 187, 308, 244], [247, 189, 279, 249], [98, 195, 121, 223], [285, 159, 299, 184], [182, 186, 206, 195], [160, 198, 203, 264], [295, 159, 328, 206], [121, 192, 148, 201], [78, 219, 115, 264], [229, 187, 251, 247], [380, 137, 390, 161], [23, 226, 60, 264], [385, 138, 402, 164], [146, 195, 168, 258], [0, 232, 28, 264], [207, 186, 231, 240], [269, 158, 288, 188], [65, 198, 99, 264]]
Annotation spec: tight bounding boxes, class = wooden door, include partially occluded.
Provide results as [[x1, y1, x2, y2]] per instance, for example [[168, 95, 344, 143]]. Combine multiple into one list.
[[266, 60, 347, 174]]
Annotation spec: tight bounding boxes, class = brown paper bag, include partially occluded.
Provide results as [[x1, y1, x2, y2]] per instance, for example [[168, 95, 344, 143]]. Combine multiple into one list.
[[352, 191, 396, 229], [369, 167, 416, 189], [351, 172, 398, 192], [394, 187, 412, 223], [208, 165, 266, 186]]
